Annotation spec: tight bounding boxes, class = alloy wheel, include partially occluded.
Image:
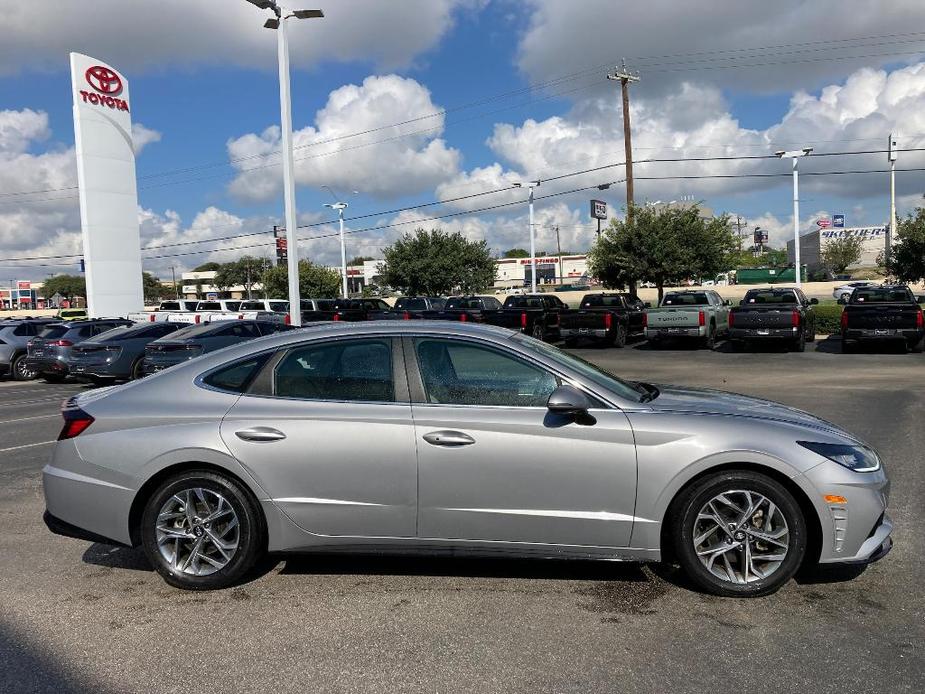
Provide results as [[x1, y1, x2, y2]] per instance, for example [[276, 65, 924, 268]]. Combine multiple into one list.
[[692, 489, 789, 585], [13, 357, 36, 380], [155, 488, 240, 576]]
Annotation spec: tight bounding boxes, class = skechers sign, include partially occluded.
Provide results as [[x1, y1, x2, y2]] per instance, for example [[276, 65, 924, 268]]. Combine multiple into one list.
[[78, 65, 129, 111]]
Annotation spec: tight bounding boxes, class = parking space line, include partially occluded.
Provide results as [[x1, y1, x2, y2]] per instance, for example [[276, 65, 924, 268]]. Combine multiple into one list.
[[0, 413, 60, 425], [0, 440, 55, 454]]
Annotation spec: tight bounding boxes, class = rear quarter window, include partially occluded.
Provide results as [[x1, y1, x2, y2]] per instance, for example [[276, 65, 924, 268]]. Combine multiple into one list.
[[202, 354, 271, 393]]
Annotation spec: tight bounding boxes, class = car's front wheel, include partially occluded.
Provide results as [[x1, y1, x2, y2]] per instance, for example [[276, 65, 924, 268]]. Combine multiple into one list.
[[140, 470, 265, 590], [671, 470, 807, 597]]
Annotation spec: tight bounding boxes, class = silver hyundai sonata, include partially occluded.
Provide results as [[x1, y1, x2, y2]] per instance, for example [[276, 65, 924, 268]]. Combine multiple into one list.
[[43, 322, 891, 596]]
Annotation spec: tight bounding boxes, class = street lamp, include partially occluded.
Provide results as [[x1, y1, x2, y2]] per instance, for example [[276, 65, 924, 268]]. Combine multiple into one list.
[[512, 180, 541, 293], [244, 0, 324, 326], [775, 146, 813, 288], [322, 186, 358, 299]]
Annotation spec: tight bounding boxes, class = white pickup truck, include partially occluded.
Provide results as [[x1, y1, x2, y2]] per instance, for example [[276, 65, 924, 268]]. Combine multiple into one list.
[[644, 289, 731, 349]]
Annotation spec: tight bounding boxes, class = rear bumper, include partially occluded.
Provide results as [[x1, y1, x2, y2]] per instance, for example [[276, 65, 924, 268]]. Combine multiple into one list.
[[561, 326, 608, 339], [25, 357, 68, 374], [728, 327, 799, 340], [843, 328, 924, 342], [43, 510, 128, 547], [646, 326, 706, 339]]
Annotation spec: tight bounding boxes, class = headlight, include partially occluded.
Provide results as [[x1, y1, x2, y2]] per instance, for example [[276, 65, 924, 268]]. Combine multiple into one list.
[[798, 441, 881, 472]]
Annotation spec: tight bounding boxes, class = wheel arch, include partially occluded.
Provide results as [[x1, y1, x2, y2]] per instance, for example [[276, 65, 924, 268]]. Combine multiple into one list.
[[657, 461, 823, 568], [128, 460, 267, 548]]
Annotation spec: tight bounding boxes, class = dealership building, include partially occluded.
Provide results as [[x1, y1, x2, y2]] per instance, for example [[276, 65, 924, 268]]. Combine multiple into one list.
[[787, 226, 886, 271]]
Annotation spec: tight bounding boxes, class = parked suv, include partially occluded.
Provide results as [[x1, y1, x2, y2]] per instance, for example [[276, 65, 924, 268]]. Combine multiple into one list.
[[68, 322, 184, 384], [0, 319, 60, 380], [25, 318, 133, 382]]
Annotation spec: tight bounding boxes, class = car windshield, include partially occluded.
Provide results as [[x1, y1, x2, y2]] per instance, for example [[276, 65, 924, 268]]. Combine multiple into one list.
[[743, 291, 797, 304], [663, 292, 709, 305], [38, 325, 68, 338], [511, 334, 648, 403], [851, 288, 913, 303]]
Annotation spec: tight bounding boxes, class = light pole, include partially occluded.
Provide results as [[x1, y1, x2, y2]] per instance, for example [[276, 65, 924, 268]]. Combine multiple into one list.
[[245, 1, 324, 326], [325, 201, 349, 298], [775, 147, 813, 288], [513, 180, 541, 293], [888, 133, 898, 268]]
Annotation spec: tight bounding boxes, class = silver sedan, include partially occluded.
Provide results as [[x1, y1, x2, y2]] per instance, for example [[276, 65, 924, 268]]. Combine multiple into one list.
[[43, 322, 891, 596]]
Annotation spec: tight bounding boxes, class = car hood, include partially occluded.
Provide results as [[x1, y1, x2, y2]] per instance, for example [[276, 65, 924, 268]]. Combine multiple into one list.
[[645, 384, 855, 440]]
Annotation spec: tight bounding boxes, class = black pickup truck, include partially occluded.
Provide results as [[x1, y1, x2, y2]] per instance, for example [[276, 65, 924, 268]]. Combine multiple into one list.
[[302, 298, 393, 322], [728, 287, 818, 352], [840, 285, 925, 353], [367, 296, 446, 320], [422, 294, 568, 341], [559, 293, 646, 347]]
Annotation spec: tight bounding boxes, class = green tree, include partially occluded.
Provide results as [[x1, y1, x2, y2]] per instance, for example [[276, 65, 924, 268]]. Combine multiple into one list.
[[193, 262, 222, 272], [381, 228, 496, 295], [40, 274, 86, 301], [589, 204, 737, 302], [260, 260, 341, 299], [347, 255, 375, 266], [503, 248, 530, 258], [141, 272, 166, 303], [885, 207, 925, 283], [821, 235, 863, 273], [213, 256, 270, 298]]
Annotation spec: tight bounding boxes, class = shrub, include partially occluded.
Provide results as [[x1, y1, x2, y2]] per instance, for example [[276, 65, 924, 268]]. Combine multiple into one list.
[[814, 303, 843, 334]]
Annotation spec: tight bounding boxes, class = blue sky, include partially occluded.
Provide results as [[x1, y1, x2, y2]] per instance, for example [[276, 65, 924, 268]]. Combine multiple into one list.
[[2, 0, 925, 280]]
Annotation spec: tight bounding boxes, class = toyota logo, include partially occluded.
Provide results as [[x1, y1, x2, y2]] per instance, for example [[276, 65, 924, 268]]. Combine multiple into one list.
[[85, 66, 122, 95]]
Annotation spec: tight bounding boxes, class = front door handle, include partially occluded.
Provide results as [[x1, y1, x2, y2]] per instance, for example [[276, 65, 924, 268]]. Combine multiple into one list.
[[235, 427, 287, 442], [423, 430, 475, 447]]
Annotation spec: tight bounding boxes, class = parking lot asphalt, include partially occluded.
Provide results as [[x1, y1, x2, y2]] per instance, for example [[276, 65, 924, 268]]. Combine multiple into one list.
[[0, 340, 922, 694]]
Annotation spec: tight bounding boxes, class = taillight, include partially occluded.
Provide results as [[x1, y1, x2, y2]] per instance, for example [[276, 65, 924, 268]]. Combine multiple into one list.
[[521, 312, 528, 329], [284, 313, 291, 325], [148, 314, 156, 322], [642, 312, 647, 328], [50, 339, 74, 347], [698, 310, 705, 327], [728, 311, 734, 327], [916, 309, 923, 329], [403, 311, 410, 320], [332, 313, 340, 322], [604, 312, 613, 330], [841, 310, 849, 330], [791, 310, 800, 328], [58, 407, 94, 440], [194, 314, 202, 324], [459, 313, 467, 322]]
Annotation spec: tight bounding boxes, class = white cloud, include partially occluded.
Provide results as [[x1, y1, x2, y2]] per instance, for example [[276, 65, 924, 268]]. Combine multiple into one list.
[[227, 75, 461, 202], [0, 0, 470, 75], [132, 123, 161, 155]]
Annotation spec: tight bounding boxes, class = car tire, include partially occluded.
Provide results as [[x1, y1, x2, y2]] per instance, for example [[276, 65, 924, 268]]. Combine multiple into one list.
[[531, 323, 544, 341], [131, 357, 145, 380], [911, 337, 924, 354], [671, 470, 807, 597], [10, 354, 36, 381], [792, 329, 806, 353], [703, 323, 716, 350], [141, 470, 265, 591], [612, 323, 627, 348]]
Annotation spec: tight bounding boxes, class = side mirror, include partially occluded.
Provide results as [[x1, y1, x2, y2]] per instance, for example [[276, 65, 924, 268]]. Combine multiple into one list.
[[810, 298, 819, 305], [546, 384, 592, 414], [643, 302, 652, 308]]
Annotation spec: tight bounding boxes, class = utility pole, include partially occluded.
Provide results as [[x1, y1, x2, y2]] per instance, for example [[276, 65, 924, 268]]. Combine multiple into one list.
[[245, 258, 253, 300], [555, 225, 563, 285], [735, 215, 745, 252], [170, 266, 178, 299], [608, 60, 640, 223], [887, 133, 898, 269]]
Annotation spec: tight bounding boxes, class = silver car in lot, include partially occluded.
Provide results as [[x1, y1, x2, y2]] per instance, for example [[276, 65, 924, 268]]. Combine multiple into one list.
[[43, 322, 891, 596]]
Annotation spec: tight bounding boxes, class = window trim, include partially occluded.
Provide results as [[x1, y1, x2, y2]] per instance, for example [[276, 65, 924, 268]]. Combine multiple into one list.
[[245, 336, 409, 405], [402, 335, 607, 410]]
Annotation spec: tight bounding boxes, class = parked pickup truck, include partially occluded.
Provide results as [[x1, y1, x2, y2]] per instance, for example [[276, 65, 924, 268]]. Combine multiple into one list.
[[645, 290, 730, 349], [840, 284, 925, 353], [367, 296, 446, 320], [423, 294, 567, 341], [301, 298, 394, 322], [728, 287, 818, 352], [421, 295, 504, 322], [560, 293, 645, 347]]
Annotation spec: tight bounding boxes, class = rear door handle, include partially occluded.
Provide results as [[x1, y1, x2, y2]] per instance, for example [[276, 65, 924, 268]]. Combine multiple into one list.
[[422, 430, 475, 447], [235, 427, 287, 442]]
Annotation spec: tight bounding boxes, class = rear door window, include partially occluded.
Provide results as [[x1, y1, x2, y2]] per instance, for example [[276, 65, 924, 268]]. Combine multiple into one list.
[[273, 339, 395, 402]]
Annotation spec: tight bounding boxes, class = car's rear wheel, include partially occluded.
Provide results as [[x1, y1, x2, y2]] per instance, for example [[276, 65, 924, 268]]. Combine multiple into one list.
[[140, 470, 265, 590], [11, 354, 36, 381], [703, 323, 716, 350], [131, 357, 144, 380], [671, 470, 807, 597], [531, 323, 544, 341], [609, 323, 627, 348], [792, 329, 806, 352]]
